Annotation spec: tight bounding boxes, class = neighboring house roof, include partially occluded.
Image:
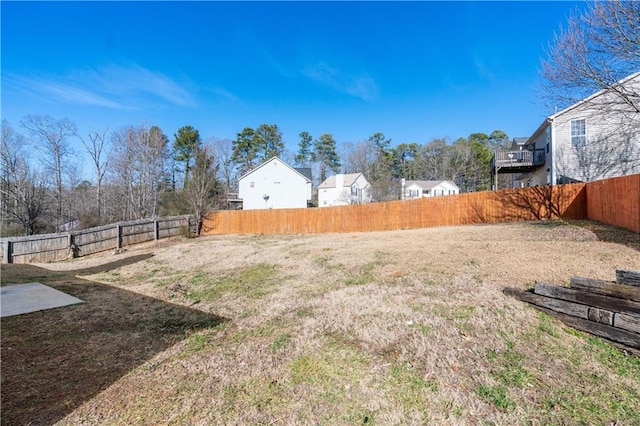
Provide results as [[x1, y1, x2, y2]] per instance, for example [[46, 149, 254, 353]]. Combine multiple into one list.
[[511, 137, 529, 149], [405, 180, 460, 190], [557, 175, 583, 184], [238, 156, 312, 182], [295, 167, 313, 181], [318, 173, 366, 189]]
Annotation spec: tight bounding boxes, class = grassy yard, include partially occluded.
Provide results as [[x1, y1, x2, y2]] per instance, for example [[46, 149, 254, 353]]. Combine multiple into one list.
[[1, 220, 639, 425]]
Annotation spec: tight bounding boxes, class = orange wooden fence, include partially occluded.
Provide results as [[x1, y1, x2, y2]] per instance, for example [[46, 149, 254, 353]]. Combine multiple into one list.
[[202, 182, 590, 235], [586, 174, 640, 233], [202, 174, 639, 236]]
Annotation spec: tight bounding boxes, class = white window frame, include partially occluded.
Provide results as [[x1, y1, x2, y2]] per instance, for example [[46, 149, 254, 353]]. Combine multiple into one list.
[[571, 119, 586, 148]]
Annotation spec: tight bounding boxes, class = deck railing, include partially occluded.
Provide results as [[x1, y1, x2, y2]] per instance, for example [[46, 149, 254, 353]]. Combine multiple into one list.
[[494, 149, 545, 168]]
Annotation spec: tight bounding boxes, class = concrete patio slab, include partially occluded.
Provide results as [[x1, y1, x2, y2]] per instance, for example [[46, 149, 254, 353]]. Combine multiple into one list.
[[1, 283, 84, 317]]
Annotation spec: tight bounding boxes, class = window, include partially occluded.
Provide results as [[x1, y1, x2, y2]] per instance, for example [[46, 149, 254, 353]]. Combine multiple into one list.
[[422, 189, 428, 195], [571, 119, 586, 148], [351, 186, 358, 196], [546, 132, 550, 154], [250, 181, 255, 188]]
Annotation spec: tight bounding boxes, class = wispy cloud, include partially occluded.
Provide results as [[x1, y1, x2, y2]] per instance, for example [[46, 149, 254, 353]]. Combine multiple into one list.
[[3, 63, 197, 110], [4, 73, 132, 109], [206, 86, 242, 103], [473, 53, 498, 83], [302, 61, 378, 101]]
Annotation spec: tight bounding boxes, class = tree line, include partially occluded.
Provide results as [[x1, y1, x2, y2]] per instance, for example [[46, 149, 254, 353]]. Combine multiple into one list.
[[1, 114, 513, 237], [1, 117, 219, 236]]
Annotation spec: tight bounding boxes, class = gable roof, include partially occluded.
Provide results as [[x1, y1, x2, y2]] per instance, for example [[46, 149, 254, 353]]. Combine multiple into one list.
[[295, 167, 313, 181], [318, 173, 365, 189], [525, 71, 640, 147], [550, 71, 640, 119], [404, 180, 460, 190], [511, 137, 529, 149], [238, 156, 312, 182]]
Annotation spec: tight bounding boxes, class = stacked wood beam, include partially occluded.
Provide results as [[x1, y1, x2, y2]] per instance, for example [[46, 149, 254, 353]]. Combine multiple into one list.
[[505, 269, 640, 351]]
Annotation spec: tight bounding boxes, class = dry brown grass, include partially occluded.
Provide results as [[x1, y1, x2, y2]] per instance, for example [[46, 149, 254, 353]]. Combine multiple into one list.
[[1, 221, 639, 425]]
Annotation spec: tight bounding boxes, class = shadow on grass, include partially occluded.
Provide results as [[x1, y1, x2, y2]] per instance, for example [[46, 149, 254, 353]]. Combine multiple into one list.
[[0, 254, 228, 425], [566, 219, 640, 252]]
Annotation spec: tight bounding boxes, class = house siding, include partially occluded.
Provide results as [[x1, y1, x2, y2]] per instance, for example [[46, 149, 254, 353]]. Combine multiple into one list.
[[519, 125, 551, 187], [238, 158, 311, 210], [513, 72, 640, 186], [552, 95, 640, 182], [318, 174, 372, 207], [404, 181, 460, 198]]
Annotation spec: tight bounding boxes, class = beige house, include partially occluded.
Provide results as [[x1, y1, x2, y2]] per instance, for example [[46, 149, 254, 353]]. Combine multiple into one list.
[[318, 173, 372, 207], [493, 71, 640, 187]]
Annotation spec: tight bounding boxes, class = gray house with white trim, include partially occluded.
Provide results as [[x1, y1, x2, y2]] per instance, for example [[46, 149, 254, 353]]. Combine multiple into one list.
[[492, 71, 640, 187]]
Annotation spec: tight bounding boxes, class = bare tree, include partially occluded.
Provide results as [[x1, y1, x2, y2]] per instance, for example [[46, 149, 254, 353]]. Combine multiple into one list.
[[4, 162, 50, 235], [541, 1, 640, 181], [210, 137, 237, 195], [21, 115, 77, 230], [341, 140, 376, 175], [419, 138, 451, 181], [1, 120, 50, 235], [77, 127, 110, 222], [1, 120, 23, 224], [185, 144, 219, 235], [541, 1, 640, 113], [144, 126, 170, 217], [110, 124, 169, 220]]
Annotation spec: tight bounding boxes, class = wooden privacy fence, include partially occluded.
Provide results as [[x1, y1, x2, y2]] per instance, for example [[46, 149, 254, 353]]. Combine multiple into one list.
[[202, 173, 639, 236], [586, 174, 640, 233], [1, 215, 195, 264], [203, 182, 588, 235]]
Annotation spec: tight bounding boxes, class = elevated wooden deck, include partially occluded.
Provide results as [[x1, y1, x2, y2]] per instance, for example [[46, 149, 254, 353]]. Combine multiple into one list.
[[492, 149, 545, 173]]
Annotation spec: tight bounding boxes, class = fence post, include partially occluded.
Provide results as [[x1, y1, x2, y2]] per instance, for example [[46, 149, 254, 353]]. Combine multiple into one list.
[[117, 223, 122, 249], [67, 233, 76, 259], [154, 219, 159, 240], [189, 215, 196, 236], [3, 240, 13, 264]]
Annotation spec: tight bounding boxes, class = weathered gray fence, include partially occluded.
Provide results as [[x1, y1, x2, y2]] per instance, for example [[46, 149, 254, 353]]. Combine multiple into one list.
[[1, 215, 195, 264]]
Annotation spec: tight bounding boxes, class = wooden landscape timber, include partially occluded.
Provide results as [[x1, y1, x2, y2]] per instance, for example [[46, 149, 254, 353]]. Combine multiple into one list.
[[617, 269, 640, 286], [505, 269, 640, 351], [570, 276, 640, 302]]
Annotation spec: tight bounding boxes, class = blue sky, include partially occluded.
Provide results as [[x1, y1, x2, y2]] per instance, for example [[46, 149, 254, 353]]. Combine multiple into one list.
[[2, 1, 583, 179]]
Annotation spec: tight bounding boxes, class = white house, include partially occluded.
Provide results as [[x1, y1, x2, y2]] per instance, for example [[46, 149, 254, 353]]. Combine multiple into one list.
[[318, 173, 372, 207], [402, 180, 460, 199], [493, 71, 640, 187], [238, 157, 312, 210]]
